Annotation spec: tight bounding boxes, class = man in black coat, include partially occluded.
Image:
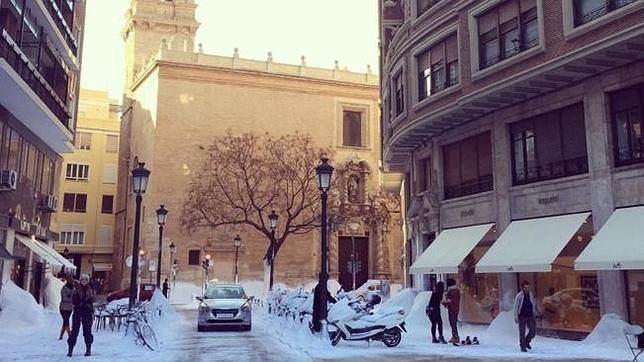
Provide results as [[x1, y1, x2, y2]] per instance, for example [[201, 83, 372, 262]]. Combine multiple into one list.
[[67, 273, 95, 357]]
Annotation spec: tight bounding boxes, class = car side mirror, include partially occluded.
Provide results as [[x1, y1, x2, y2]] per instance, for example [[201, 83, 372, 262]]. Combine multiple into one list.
[[196, 296, 203, 302]]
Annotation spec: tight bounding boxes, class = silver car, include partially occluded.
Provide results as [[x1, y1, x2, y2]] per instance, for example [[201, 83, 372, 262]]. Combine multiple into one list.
[[197, 284, 252, 331]]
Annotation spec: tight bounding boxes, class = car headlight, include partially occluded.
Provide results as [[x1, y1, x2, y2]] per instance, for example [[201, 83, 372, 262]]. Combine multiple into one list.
[[199, 306, 210, 313], [241, 303, 251, 312]]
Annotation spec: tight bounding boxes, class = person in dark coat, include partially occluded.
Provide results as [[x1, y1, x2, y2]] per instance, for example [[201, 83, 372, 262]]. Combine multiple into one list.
[[426, 281, 446, 344], [67, 273, 95, 357], [59, 274, 74, 340], [311, 283, 336, 332], [442, 278, 461, 344], [162, 279, 170, 298]]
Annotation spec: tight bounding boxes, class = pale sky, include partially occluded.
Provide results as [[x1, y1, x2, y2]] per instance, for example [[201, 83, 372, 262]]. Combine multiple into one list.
[[80, 0, 380, 100]]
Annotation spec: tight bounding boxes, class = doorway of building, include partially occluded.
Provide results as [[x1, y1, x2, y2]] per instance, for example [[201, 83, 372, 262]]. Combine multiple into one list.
[[338, 236, 369, 292]]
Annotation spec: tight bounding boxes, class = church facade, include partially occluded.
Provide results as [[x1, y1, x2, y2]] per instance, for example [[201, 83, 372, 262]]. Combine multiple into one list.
[[112, 0, 403, 291]]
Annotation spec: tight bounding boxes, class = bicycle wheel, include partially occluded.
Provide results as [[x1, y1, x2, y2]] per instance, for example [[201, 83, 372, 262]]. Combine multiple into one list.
[[139, 323, 159, 351]]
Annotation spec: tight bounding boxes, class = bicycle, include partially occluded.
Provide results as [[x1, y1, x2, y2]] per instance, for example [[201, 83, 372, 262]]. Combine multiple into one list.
[[124, 303, 159, 351]]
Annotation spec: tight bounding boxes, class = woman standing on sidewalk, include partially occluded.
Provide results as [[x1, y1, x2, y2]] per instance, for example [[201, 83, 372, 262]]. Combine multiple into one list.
[[59, 274, 74, 340], [426, 281, 447, 344]]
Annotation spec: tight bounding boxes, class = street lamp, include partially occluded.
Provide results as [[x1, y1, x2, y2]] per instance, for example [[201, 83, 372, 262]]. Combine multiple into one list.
[[155, 205, 168, 288], [268, 210, 278, 290], [313, 156, 333, 333], [169, 242, 176, 299], [233, 235, 242, 284], [129, 162, 150, 310], [202, 254, 211, 295]]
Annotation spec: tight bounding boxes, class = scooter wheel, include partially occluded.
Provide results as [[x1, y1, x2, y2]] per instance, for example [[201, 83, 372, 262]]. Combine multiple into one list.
[[382, 328, 402, 347], [330, 330, 343, 346]]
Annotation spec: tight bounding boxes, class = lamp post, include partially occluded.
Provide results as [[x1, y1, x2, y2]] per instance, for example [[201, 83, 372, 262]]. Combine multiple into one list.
[[313, 156, 333, 333], [233, 235, 241, 284], [169, 242, 176, 299], [202, 254, 211, 295], [268, 210, 278, 290], [129, 162, 150, 310], [155, 205, 168, 288]]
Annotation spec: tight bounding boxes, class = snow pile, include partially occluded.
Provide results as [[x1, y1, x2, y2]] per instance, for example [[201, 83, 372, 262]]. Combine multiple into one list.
[[0, 281, 46, 333], [42, 274, 63, 311], [405, 291, 431, 329], [303, 279, 341, 296], [145, 289, 183, 343], [485, 310, 517, 342], [106, 297, 130, 311], [582, 313, 634, 352], [381, 288, 418, 316]]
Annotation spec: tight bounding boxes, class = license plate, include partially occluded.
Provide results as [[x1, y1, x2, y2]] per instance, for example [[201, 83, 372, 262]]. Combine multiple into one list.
[[217, 313, 234, 318]]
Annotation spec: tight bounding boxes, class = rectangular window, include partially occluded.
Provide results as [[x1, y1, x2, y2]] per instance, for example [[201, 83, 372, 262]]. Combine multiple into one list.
[[342, 111, 363, 147], [442, 132, 493, 199], [394, 72, 405, 116], [573, 0, 640, 26], [60, 225, 85, 245], [106, 135, 118, 153], [103, 164, 117, 184], [75, 132, 92, 150], [98, 225, 113, 246], [477, 0, 539, 70], [62, 193, 87, 212], [510, 103, 589, 185], [418, 157, 432, 193], [417, 34, 458, 101], [188, 250, 200, 265], [101, 195, 114, 214], [611, 83, 644, 166], [65, 163, 89, 181]]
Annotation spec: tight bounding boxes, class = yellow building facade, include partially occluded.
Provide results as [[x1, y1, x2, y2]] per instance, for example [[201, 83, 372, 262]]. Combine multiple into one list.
[[52, 89, 119, 287], [113, 0, 403, 291]]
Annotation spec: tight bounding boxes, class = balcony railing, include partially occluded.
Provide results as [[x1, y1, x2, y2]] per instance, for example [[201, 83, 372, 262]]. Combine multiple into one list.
[[444, 174, 494, 200], [1, 30, 71, 129], [41, 0, 78, 56], [513, 156, 589, 186]]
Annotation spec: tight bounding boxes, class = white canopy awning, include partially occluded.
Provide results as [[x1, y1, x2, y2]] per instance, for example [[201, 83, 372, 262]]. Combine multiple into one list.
[[576, 206, 644, 271], [410, 223, 494, 274], [476, 212, 590, 273], [15, 234, 76, 270], [93, 263, 112, 272]]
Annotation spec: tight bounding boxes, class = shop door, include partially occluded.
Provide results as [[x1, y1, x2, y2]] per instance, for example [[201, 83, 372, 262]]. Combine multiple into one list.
[[338, 236, 369, 292], [12, 259, 25, 288], [31, 262, 43, 302]]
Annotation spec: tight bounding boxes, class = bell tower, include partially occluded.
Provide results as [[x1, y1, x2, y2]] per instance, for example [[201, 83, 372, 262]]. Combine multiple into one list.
[[122, 0, 200, 89]]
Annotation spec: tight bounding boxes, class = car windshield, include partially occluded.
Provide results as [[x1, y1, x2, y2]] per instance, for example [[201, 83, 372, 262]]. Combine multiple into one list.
[[205, 286, 245, 299]]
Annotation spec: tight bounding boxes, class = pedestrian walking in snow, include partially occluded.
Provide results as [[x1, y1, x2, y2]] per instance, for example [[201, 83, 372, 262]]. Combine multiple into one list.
[[67, 273, 95, 357], [441, 278, 460, 344], [162, 278, 170, 298], [513, 280, 539, 352], [59, 274, 74, 340], [426, 281, 447, 344]]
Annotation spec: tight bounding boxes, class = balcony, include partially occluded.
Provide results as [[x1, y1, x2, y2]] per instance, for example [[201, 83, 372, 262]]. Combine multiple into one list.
[[0, 29, 73, 153], [40, 0, 77, 56]]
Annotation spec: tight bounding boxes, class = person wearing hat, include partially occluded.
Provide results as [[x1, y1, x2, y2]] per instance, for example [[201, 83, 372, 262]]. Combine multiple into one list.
[[67, 272, 95, 357]]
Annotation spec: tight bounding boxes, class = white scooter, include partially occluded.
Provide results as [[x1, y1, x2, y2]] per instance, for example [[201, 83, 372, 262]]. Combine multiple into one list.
[[327, 298, 407, 347]]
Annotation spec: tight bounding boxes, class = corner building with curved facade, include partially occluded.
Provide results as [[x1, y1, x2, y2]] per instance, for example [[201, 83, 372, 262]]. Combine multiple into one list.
[[379, 0, 644, 337]]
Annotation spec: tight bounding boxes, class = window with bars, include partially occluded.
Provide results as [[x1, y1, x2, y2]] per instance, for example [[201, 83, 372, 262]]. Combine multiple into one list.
[[393, 72, 405, 117], [443, 132, 493, 199], [105, 135, 118, 153], [477, 0, 539, 70], [65, 163, 89, 181], [510, 103, 588, 185], [62, 193, 87, 212], [611, 83, 644, 166], [188, 250, 201, 265], [417, 34, 458, 101], [75, 132, 92, 150], [573, 0, 640, 26], [342, 110, 363, 147], [101, 195, 114, 214], [60, 225, 85, 245]]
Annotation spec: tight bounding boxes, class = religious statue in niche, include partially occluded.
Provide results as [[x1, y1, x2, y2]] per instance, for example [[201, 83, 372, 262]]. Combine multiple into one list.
[[347, 175, 360, 204]]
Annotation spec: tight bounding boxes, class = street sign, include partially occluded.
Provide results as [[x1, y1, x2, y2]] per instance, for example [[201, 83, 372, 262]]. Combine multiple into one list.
[[125, 255, 146, 268], [148, 260, 157, 272]]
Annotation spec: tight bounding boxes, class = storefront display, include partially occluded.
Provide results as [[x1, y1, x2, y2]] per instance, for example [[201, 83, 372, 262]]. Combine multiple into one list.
[[627, 270, 644, 327], [459, 246, 499, 324]]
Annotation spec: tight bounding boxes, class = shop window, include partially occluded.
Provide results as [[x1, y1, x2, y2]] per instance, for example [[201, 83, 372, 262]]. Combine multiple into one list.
[[510, 103, 588, 185], [417, 34, 458, 101], [418, 156, 432, 193], [611, 83, 644, 166], [342, 111, 363, 147], [188, 250, 200, 265], [65, 163, 89, 181], [62, 193, 87, 213], [442, 132, 493, 199], [573, 0, 639, 27], [627, 270, 644, 327], [101, 195, 114, 214], [477, 0, 539, 70], [75, 132, 92, 150], [459, 247, 499, 324]]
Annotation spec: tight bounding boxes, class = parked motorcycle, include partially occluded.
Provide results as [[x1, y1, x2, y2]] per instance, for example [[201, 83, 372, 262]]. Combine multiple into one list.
[[326, 298, 407, 347]]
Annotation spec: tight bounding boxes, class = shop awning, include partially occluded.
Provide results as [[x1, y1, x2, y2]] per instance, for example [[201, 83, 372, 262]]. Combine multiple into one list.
[[0, 244, 19, 260], [576, 206, 644, 270], [410, 223, 494, 274], [15, 235, 76, 270], [476, 212, 590, 273], [93, 263, 112, 272]]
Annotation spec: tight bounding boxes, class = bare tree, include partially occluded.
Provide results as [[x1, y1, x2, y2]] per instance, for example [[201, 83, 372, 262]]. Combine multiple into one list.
[[181, 131, 331, 262]]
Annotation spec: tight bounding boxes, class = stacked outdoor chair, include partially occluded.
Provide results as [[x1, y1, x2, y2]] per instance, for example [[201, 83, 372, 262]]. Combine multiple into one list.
[[624, 324, 644, 362]]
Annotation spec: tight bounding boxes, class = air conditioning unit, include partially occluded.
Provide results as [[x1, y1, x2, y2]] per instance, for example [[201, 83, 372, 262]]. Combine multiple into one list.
[[39, 195, 58, 212], [0, 170, 17, 191]]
